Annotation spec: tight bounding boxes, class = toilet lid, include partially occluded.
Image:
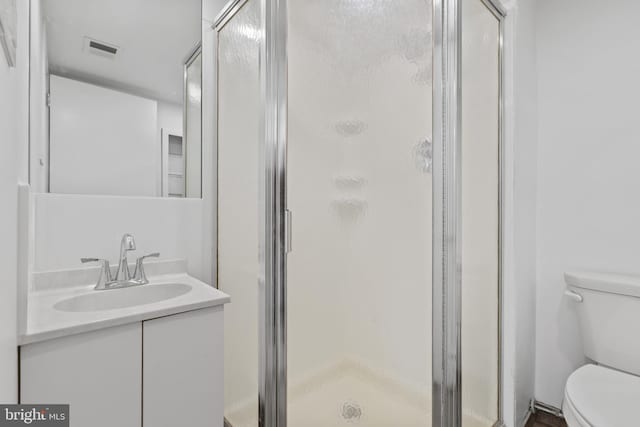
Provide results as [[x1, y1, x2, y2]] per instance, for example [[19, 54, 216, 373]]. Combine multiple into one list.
[[566, 364, 640, 427]]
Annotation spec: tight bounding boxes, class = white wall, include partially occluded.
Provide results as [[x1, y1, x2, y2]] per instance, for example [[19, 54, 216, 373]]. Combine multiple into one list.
[[0, 29, 19, 406], [32, 193, 208, 281], [0, 0, 29, 402], [202, 0, 229, 23], [506, 0, 539, 424], [534, 0, 640, 407], [49, 75, 158, 196], [157, 101, 182, 141]]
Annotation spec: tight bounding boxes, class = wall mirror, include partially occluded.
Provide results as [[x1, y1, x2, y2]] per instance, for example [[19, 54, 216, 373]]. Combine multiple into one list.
[[30, 0, 202, 198]]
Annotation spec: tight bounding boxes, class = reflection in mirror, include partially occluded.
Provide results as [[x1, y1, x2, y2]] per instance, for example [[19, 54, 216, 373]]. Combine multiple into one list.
[[0, 0, 17, 67], [30, 0, 202, 198], [184, 48, 202, 198]]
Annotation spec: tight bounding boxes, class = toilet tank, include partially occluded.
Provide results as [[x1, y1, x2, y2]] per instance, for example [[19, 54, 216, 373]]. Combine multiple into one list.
[[565, 272, 640, 376]]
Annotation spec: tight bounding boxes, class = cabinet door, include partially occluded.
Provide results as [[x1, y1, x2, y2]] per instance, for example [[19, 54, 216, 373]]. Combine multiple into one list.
[[143, 306, 223, 427], [20, 323, 142, 427]]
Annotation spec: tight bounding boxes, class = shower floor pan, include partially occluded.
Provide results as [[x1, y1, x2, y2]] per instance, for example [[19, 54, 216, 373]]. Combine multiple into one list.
[[225, 359, 493, 427]]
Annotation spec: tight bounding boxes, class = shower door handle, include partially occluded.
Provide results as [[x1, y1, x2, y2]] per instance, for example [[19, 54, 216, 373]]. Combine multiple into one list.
[[285, 209, 292, 253]]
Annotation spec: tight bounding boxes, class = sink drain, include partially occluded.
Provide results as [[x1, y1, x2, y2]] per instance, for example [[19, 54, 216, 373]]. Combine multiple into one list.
[[341, 401, 362, 423]]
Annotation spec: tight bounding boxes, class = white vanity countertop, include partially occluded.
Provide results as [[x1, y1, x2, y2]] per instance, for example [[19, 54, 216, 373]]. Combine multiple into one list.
[[20, 273, 230, 345]]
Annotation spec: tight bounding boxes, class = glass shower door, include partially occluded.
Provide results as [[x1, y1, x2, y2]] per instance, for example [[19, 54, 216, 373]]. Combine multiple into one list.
[[217, 0, 263, 426], [461, 0, 502, 425], [285, 1, 433, 425]]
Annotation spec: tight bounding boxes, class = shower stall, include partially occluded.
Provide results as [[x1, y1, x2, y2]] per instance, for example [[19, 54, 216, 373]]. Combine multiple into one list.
[[215, 0, 504, 426]]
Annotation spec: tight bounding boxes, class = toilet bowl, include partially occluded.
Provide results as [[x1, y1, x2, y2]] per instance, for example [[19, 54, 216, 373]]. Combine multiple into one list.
[[563, 364, 640, 427], [563, 272, 640, 427]]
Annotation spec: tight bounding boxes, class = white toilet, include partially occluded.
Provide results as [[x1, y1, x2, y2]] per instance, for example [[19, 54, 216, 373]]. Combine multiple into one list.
[[563, 272, 640, 427]]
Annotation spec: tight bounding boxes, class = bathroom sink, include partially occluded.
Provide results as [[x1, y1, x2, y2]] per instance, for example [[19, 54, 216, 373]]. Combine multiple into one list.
[[54, 283, 192, 312]]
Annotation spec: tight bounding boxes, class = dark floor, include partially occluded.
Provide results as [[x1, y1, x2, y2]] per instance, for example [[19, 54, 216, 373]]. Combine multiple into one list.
[[525, 411, 568, 427]]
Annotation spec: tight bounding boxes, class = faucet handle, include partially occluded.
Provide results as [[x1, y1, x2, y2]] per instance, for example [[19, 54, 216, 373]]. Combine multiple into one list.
[[116, 234, 137, 281], [133, 253, 160, 284], [81, 258, 113, 290], [138, 252, 160, 260]]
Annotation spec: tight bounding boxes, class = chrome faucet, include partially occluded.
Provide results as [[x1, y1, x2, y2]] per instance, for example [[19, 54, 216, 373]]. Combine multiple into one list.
[[81, 234, 160, 290], [116, 233, 136, 281], [80, 258, 113, 289], [133, 252, 160, 283]]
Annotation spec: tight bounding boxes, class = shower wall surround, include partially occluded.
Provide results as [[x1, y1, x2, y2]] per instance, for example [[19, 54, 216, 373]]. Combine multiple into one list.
[[286, 0, 433, 398]]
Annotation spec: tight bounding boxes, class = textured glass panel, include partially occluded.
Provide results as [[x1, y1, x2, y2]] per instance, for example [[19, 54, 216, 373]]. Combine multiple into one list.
[[217, 1, 262, 425], [461, 0, 501, 425], [287, 1, 432, 425]]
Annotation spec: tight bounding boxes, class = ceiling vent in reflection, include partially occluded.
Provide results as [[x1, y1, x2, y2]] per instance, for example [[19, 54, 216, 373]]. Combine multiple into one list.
[[84, 37, 119, 59]]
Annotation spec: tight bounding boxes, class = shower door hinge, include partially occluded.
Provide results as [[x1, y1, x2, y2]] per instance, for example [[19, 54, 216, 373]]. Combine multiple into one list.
[[285, 209, 292, 253], [46, 92, 51, 107]]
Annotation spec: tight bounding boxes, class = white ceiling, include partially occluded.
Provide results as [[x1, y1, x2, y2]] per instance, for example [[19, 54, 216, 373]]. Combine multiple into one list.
[[43, 0, 200, 104]]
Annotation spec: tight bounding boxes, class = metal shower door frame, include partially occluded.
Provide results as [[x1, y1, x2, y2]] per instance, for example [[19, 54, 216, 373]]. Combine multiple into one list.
[[261, 0, 288, 426], [431, 0, 463, 424], [432, 0, 506, 426]]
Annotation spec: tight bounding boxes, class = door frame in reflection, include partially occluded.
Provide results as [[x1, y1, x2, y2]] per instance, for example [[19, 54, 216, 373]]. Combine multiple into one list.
[[183, 44, 203, 199]]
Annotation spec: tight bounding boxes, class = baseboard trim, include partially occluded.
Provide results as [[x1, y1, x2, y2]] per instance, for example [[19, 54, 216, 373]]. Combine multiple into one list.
[[520, 406, 534, 427], [531, 399, 563, 418]]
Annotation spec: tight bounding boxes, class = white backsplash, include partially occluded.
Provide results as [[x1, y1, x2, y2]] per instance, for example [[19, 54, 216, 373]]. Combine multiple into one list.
[[31, 258, 187, 291], [31, 192, 210, 283]]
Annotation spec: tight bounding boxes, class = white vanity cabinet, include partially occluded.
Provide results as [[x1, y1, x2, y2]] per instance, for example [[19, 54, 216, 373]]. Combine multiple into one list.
[[20, 307, 224, 427], [143, 307, 223, 427], [20, 323, 142, 427]]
